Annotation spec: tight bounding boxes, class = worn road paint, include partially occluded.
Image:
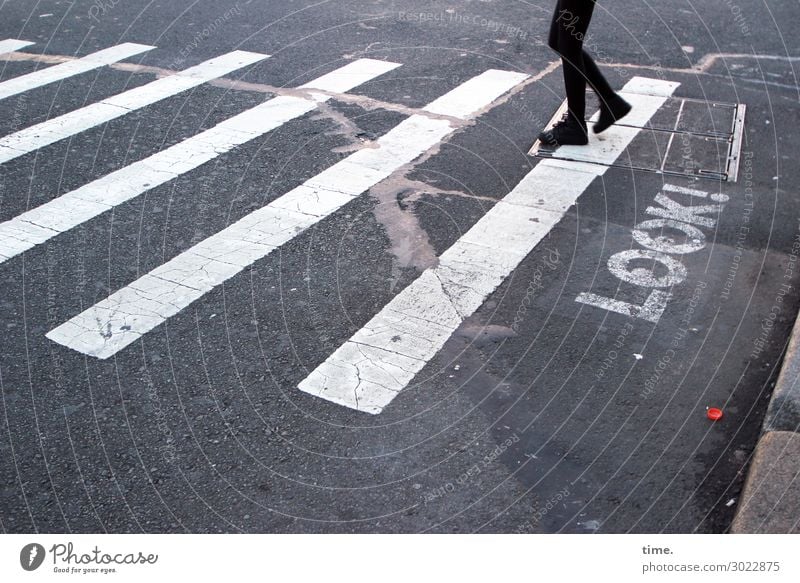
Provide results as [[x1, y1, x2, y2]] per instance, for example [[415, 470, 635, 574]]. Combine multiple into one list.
[[0, 50, 268, 164], [298, 76, 680, 414], [46, 69, 528, 359], [575, 180, 729, 323], [0, 42, 154, 101]]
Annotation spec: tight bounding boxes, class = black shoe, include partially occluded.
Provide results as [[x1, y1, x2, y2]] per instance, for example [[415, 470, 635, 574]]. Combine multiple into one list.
[[538, 114, 588, 147], [593, 95, 632, 134]]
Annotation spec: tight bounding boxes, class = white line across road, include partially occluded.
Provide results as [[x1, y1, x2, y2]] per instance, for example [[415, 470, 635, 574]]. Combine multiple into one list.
[[298, 76, 681, 414], [0, 39, 34, 54], [0, 42, 155, 100], [0, 50, 268, 165], [46, 68, 530, 359], [0, 58, 401, 264]]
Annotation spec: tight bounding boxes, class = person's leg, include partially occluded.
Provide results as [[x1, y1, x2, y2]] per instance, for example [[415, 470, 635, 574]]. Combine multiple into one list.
[[581, 49, 615, 102], [539, 0, 594, 145], [583, 51, 632, 135], [559, 2, 631, 133], [542, 0, 631, 142], [549, 0, 595, 123]]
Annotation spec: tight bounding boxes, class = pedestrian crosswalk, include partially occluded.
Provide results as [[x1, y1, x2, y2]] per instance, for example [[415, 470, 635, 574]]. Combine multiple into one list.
[[45, 68, 528, 358], [0, 58, 400, 263], [0, 49, 267, 164], [0, 38, 676, 415], [299, 77, 680, 413]]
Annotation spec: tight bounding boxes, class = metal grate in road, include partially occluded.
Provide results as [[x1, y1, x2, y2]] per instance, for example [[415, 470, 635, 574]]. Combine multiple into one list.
[[529, 93, 746, 182]]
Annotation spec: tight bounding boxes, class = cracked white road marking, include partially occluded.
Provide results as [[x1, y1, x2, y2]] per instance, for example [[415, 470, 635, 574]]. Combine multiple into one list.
[[0, 50, 268, 164], [0, 58, 402, 264], [0, 42, 155, 100], [299, 76, 680, 414], [0, 39, 35, 54], [46, 68, 529, 359]]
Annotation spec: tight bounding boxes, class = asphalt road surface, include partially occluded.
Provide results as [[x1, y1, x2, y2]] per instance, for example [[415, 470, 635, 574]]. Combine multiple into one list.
[[1, 0, 799, 533]]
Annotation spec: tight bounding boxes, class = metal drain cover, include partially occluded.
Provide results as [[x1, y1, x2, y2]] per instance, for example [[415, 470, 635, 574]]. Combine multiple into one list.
[[529, 92, 746, 182]]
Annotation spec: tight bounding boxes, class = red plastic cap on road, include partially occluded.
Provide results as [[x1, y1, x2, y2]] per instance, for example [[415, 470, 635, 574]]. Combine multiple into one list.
[[707, 407, 723, 421]]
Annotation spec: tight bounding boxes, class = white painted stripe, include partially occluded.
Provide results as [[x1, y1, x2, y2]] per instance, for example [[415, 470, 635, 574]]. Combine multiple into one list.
[[0, 39, 34, 54], [46, 69, 529, 359], [0, 50, 268, 164], [0, 43, 155, 100], [298, 76, 681, 414], [423, 69, 529, 119], [662, 183, 708, 197], [300, 58, 402, 94], [620, 77, 680, 98], [0, 59, 402, 264]]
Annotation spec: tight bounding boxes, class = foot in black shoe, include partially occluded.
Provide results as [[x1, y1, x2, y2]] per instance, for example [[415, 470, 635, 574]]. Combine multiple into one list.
[[538, 114, 588, 147], [593, 95, 632, 134]]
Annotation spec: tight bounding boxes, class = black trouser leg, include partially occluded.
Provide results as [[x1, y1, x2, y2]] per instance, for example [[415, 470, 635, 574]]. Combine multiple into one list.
[[548, 0, 615, 122], [581, 49, 615, 103]]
